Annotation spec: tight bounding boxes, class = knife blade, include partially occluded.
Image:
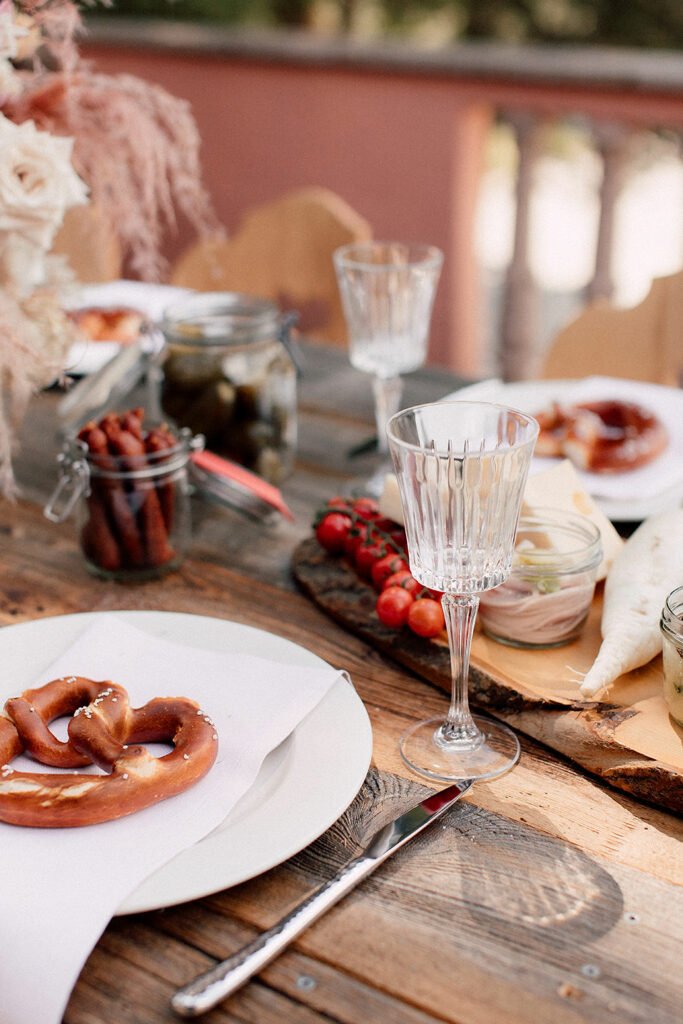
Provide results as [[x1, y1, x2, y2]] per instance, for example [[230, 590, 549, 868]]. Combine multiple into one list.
[[171, 778, 473, 1018]]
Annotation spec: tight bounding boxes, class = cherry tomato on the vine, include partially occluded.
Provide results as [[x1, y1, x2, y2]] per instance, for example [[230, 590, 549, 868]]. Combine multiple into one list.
[[315, 512, 352, 554], [376, 586, 415, 628], [355, 541, 385, 579], [352, 497, 380, 521], [388, 528, 408, 552], [371, 552, 409, 591], [326, 495, 352, 512], [344, 522, 367, 559], [373, 517, 401, 533], [407, 598, 445, 638], [382, 570, 422, 596]]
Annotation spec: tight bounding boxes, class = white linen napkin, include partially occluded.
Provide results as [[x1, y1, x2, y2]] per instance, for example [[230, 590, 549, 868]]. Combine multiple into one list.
[[0, 616, 342, 1024]]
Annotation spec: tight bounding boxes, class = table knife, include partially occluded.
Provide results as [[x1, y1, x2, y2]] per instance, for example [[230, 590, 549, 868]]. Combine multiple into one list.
[[171, 778, 473, 1018]]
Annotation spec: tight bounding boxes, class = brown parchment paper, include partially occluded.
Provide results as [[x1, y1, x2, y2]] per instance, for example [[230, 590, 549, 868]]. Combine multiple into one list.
[[471, 594, 683, 772]]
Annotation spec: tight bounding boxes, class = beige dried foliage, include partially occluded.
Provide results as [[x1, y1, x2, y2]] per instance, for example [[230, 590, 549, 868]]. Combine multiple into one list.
[[0, 1, 218, 497]]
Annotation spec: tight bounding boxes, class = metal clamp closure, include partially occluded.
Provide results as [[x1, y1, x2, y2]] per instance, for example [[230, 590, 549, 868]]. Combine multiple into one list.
[[44, 453, 90, 524]]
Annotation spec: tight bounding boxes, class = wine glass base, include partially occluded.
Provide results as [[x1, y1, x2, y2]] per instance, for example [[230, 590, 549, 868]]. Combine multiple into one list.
[[400, 715, 520, 783]]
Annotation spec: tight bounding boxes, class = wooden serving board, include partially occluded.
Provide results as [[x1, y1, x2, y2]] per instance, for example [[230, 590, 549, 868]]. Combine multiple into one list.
[[293, 537, 683, 814]]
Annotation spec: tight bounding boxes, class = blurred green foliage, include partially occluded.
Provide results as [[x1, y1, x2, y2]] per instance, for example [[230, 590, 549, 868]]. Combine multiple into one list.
[[104, 0, 683, 49], [105, 0, 302, 27]]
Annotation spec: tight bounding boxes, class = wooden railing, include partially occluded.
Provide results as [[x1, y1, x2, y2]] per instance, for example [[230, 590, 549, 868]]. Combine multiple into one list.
[[82, 18, 683, 379]]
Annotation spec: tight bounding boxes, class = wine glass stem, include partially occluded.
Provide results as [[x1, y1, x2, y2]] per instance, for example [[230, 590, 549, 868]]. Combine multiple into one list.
[[440, 593, 481, 746], [372, 375, 404, 455]]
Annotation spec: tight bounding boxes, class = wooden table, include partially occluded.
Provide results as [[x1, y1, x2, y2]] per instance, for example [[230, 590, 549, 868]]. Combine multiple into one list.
[[4, 343, 682, 1024]]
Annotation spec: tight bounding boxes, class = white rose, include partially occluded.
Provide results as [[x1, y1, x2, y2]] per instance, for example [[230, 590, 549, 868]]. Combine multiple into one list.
[[0, 56, 20, 98], [0, 4, 18, 61], [0, 115, 89, 250]]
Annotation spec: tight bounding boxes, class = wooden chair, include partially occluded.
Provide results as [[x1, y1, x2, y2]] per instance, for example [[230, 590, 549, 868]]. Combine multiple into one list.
[[51, 203, 123, 283], [170, 188, 372, 345], [539, 269, 683, 386]]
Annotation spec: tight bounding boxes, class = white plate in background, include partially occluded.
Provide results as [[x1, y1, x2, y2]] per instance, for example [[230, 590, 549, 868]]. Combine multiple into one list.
[[64, 281, 193, 375], [450, 377, 683, 522]]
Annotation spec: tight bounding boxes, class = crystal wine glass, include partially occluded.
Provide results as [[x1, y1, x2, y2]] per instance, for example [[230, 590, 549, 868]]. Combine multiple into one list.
[[386, 400, 539, 782], [333, 242, 443, 497]]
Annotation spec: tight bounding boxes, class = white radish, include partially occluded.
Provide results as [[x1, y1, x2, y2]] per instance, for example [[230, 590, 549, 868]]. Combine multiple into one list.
[[580, 506, 683, 698]]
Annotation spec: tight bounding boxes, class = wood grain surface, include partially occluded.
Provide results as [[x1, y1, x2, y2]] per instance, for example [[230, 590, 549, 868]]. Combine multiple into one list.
[[2, 347, 682, 1024]]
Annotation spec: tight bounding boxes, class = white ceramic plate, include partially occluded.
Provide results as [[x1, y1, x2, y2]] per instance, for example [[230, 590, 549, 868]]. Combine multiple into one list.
[[65, 339, 123, 376], [0, 611, 373, 915], [64, 281, 193, 375], [451, 377, 683, 522]]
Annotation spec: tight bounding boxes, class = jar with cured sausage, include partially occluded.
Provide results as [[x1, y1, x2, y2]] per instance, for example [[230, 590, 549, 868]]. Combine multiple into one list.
[[660, 586, 683, 726], [45, 419, 203, 582], [158, 293, 298, 485], [478, 509, 602, 649]]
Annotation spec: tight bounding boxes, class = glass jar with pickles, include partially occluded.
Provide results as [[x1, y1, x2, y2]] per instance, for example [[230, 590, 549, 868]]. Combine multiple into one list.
[[159, 293, 297, 484]]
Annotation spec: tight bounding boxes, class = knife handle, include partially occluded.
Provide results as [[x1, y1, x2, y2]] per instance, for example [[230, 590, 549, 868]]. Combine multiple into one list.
[[171, 854, 376, 1018]]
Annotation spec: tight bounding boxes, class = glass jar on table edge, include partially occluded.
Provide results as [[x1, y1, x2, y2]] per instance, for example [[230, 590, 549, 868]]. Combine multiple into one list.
[[44, 428, 204, 582], [157, 292, 299, 486]]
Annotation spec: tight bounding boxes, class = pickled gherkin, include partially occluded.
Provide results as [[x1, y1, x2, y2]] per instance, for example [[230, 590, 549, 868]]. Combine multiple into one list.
[[159, 294, 297, 484]]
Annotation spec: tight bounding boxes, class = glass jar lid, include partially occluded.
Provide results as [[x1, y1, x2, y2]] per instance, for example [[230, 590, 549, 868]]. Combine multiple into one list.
[[161, 292, 283, 348], [661, 585, 683, 644], [44, 428, 203, 524]]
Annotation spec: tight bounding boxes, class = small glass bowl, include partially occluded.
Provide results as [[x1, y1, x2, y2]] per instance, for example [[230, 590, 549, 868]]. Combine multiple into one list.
[[478, 509, 602, 649], [660, 586, 683, 726]]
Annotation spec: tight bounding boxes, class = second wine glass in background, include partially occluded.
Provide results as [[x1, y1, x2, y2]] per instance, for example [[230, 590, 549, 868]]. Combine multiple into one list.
[[333, 242, 443, 496]]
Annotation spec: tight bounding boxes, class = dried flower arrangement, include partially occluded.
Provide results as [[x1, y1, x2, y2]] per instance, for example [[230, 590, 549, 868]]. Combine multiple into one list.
[[0, 0, 217, 495]]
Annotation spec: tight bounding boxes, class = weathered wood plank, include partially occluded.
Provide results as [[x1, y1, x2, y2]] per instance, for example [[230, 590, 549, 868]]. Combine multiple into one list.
[[155, 907, 445, 1024], [101, 771, 683, 1024], [222, 772, 682, 1024], [68, 925, 329, 1023]]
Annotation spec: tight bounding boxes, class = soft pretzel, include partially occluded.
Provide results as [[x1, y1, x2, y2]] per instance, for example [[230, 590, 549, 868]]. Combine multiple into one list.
[[0, 676, 218, 828], [70, 306, 144, 344], [535, 400, 667, 473], [533, 403, 568, 459]]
